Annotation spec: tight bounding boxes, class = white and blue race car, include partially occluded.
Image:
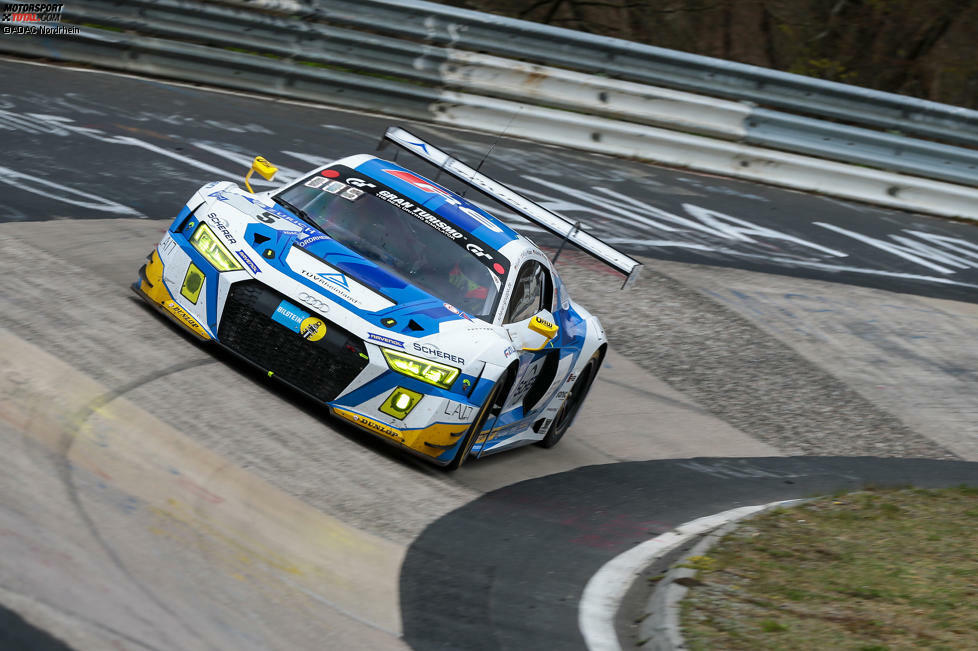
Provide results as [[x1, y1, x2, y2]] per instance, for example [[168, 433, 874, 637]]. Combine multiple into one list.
[[134, 127, 641, 469]]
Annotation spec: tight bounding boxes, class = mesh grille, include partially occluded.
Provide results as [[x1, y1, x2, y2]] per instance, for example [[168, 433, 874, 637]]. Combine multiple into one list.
[[217, 281, 369, 402]]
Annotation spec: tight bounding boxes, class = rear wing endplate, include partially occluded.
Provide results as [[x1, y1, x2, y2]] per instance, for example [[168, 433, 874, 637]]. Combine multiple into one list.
[[383, 126, 642, 289]]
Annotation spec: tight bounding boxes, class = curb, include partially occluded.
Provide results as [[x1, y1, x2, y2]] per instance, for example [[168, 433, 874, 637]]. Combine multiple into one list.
[[636, 499, 806, 650]]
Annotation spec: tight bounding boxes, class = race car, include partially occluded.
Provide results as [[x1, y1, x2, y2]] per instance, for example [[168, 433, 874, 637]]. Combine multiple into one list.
[[134, 126, 641, 469]]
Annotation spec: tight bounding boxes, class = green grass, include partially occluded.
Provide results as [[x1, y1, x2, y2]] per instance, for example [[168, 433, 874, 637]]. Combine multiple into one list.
[[681, 486, 978, 650]]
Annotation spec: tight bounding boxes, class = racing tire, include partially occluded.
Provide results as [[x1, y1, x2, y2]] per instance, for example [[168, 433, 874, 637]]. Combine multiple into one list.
[[444, 378, 507, 471], [537, 353, 601, 449]]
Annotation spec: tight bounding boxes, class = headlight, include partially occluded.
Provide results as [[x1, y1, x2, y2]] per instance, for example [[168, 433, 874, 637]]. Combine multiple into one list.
[[381, 348, 460, 390], [190, 223, 243, 272]]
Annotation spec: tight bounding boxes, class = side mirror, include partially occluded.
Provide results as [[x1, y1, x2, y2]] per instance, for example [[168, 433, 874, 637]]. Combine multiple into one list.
[[521, 312, 559, 351], [244, 155, 278, 193]]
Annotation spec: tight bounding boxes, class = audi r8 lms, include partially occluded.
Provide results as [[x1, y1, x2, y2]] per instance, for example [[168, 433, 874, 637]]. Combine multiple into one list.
[[134, 126, 641, 469]]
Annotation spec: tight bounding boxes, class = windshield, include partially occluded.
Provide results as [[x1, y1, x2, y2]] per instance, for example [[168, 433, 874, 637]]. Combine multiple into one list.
[[275, 167, 507, 319]]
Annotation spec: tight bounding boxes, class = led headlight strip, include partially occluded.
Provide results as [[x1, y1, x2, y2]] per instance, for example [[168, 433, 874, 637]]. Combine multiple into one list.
[[381, 348, 460, 390], [190, 223, 243, 272]]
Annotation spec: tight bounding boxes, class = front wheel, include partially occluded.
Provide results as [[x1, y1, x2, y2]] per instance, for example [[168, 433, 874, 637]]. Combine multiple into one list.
[[537, 353, 601, 449]]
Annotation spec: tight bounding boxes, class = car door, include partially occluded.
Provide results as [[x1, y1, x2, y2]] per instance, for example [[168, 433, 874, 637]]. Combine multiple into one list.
[[499, 259, 562, 423]]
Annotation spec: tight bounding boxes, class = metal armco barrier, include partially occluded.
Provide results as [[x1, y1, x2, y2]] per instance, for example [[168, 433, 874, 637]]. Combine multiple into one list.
[[313, 0, 978, 149], [1, 0, 977, 220]]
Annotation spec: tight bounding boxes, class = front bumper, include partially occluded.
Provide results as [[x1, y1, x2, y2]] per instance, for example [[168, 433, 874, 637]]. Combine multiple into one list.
[[135, 242, 487, 465]]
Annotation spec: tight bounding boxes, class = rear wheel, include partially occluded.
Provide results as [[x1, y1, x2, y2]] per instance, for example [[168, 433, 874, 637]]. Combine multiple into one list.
[[443, 379, 507, 471], [537, 353, 601, 449]]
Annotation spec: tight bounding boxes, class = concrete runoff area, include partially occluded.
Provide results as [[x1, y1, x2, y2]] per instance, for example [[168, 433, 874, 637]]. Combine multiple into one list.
[[2, 216, 976, 648], [0, 219, 774, 649]]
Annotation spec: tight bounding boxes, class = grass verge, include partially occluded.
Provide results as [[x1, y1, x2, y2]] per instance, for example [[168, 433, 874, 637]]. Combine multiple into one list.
[[680, 486, 978, 650]]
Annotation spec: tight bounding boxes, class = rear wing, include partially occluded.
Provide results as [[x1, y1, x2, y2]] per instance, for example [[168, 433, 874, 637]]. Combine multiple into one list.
[[383, 126, 642, 289]]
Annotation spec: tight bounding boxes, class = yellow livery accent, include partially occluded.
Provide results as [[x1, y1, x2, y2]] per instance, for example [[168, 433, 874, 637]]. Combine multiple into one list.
[[332, 407, 468, 458], [138, 249, 211, 340], [181, 263, 205, 304], [299, 316, 327, 342], [529, 315, 558, 339], [244, 155, 279, 193]]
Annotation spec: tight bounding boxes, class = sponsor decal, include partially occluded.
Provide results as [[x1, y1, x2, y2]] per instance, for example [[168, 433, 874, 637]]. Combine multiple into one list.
[[443, 401, 474, 421], [290, 248, 393, 312], [376, 189, 464, 241], [158, 234, 177, 257], [296, 291, 331, 313], [318, 271, 349, 290], [321, 169, 340, 178], [297, 233, 331, 248], [462, 378, 472, 392], [567, 373, 577, 383], [271, 301, 308, 330], [503, 345, 517, 358], [412, 342, 464, 366], [299, 269, 365, 307], [368, 332, 404, 348], [346, 177, 376, 189], [334, 408, 402, 441], [458, 205, 503, 233], [270, 300, 326, 341], [443, 302, 473, 320], [165, 300, 207, 336], [384, 169, 454, 198], [405, 139, 431, 154], [299, 316, 327, 342], [305, 177, 327, 189], [493, 262, 506, 275], [466, 243, 493, 260], [236, 249, 260, 274], [556, 391, 569, 400], [488, 422, 524, 441], [206, 212, 236, 244], [383, 169, 503, 233]]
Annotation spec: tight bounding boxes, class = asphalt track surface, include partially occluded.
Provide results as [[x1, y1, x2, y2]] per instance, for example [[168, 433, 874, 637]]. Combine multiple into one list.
[[1, 58, 977, 650]]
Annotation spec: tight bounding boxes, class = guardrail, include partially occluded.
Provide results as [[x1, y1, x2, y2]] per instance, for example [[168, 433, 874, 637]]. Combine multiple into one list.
[[1, 0, 977, 220], [312, 0, 978, 149]]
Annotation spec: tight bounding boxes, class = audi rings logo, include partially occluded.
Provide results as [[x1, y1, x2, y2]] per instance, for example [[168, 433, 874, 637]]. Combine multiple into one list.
[[298, 292, 330, 313]]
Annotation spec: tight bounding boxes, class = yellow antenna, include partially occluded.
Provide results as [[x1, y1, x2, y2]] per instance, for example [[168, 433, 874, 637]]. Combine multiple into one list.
[[244, 156, 278, 193]]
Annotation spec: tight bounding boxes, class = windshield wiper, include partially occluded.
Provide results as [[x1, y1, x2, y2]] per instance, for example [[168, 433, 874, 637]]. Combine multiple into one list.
[[275, 197, 314, 224]]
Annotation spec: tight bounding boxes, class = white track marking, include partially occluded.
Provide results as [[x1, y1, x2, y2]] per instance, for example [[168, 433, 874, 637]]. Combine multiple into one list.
[[578, 499, 797, 651], [0, 165, 142, 216]]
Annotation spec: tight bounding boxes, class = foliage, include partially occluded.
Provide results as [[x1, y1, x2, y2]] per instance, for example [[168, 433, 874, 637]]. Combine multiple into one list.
[[677, 486, 978, 649], [440, 0, 978, 108]]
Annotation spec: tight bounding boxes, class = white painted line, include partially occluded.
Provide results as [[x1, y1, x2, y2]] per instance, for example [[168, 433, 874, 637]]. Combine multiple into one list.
[[578, 499, 797, 651], [767, 257, 978, 288]]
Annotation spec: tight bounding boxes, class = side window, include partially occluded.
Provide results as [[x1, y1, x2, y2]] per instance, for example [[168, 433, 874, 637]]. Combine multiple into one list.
[[505, 260, 552, 323]]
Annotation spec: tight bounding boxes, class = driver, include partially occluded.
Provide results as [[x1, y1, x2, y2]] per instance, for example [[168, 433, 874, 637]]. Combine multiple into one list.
[[448, 258, 490, 313]]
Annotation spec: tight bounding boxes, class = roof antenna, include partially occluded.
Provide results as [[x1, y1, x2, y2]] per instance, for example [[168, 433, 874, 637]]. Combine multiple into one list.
[[459, 106, 521, 198]]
